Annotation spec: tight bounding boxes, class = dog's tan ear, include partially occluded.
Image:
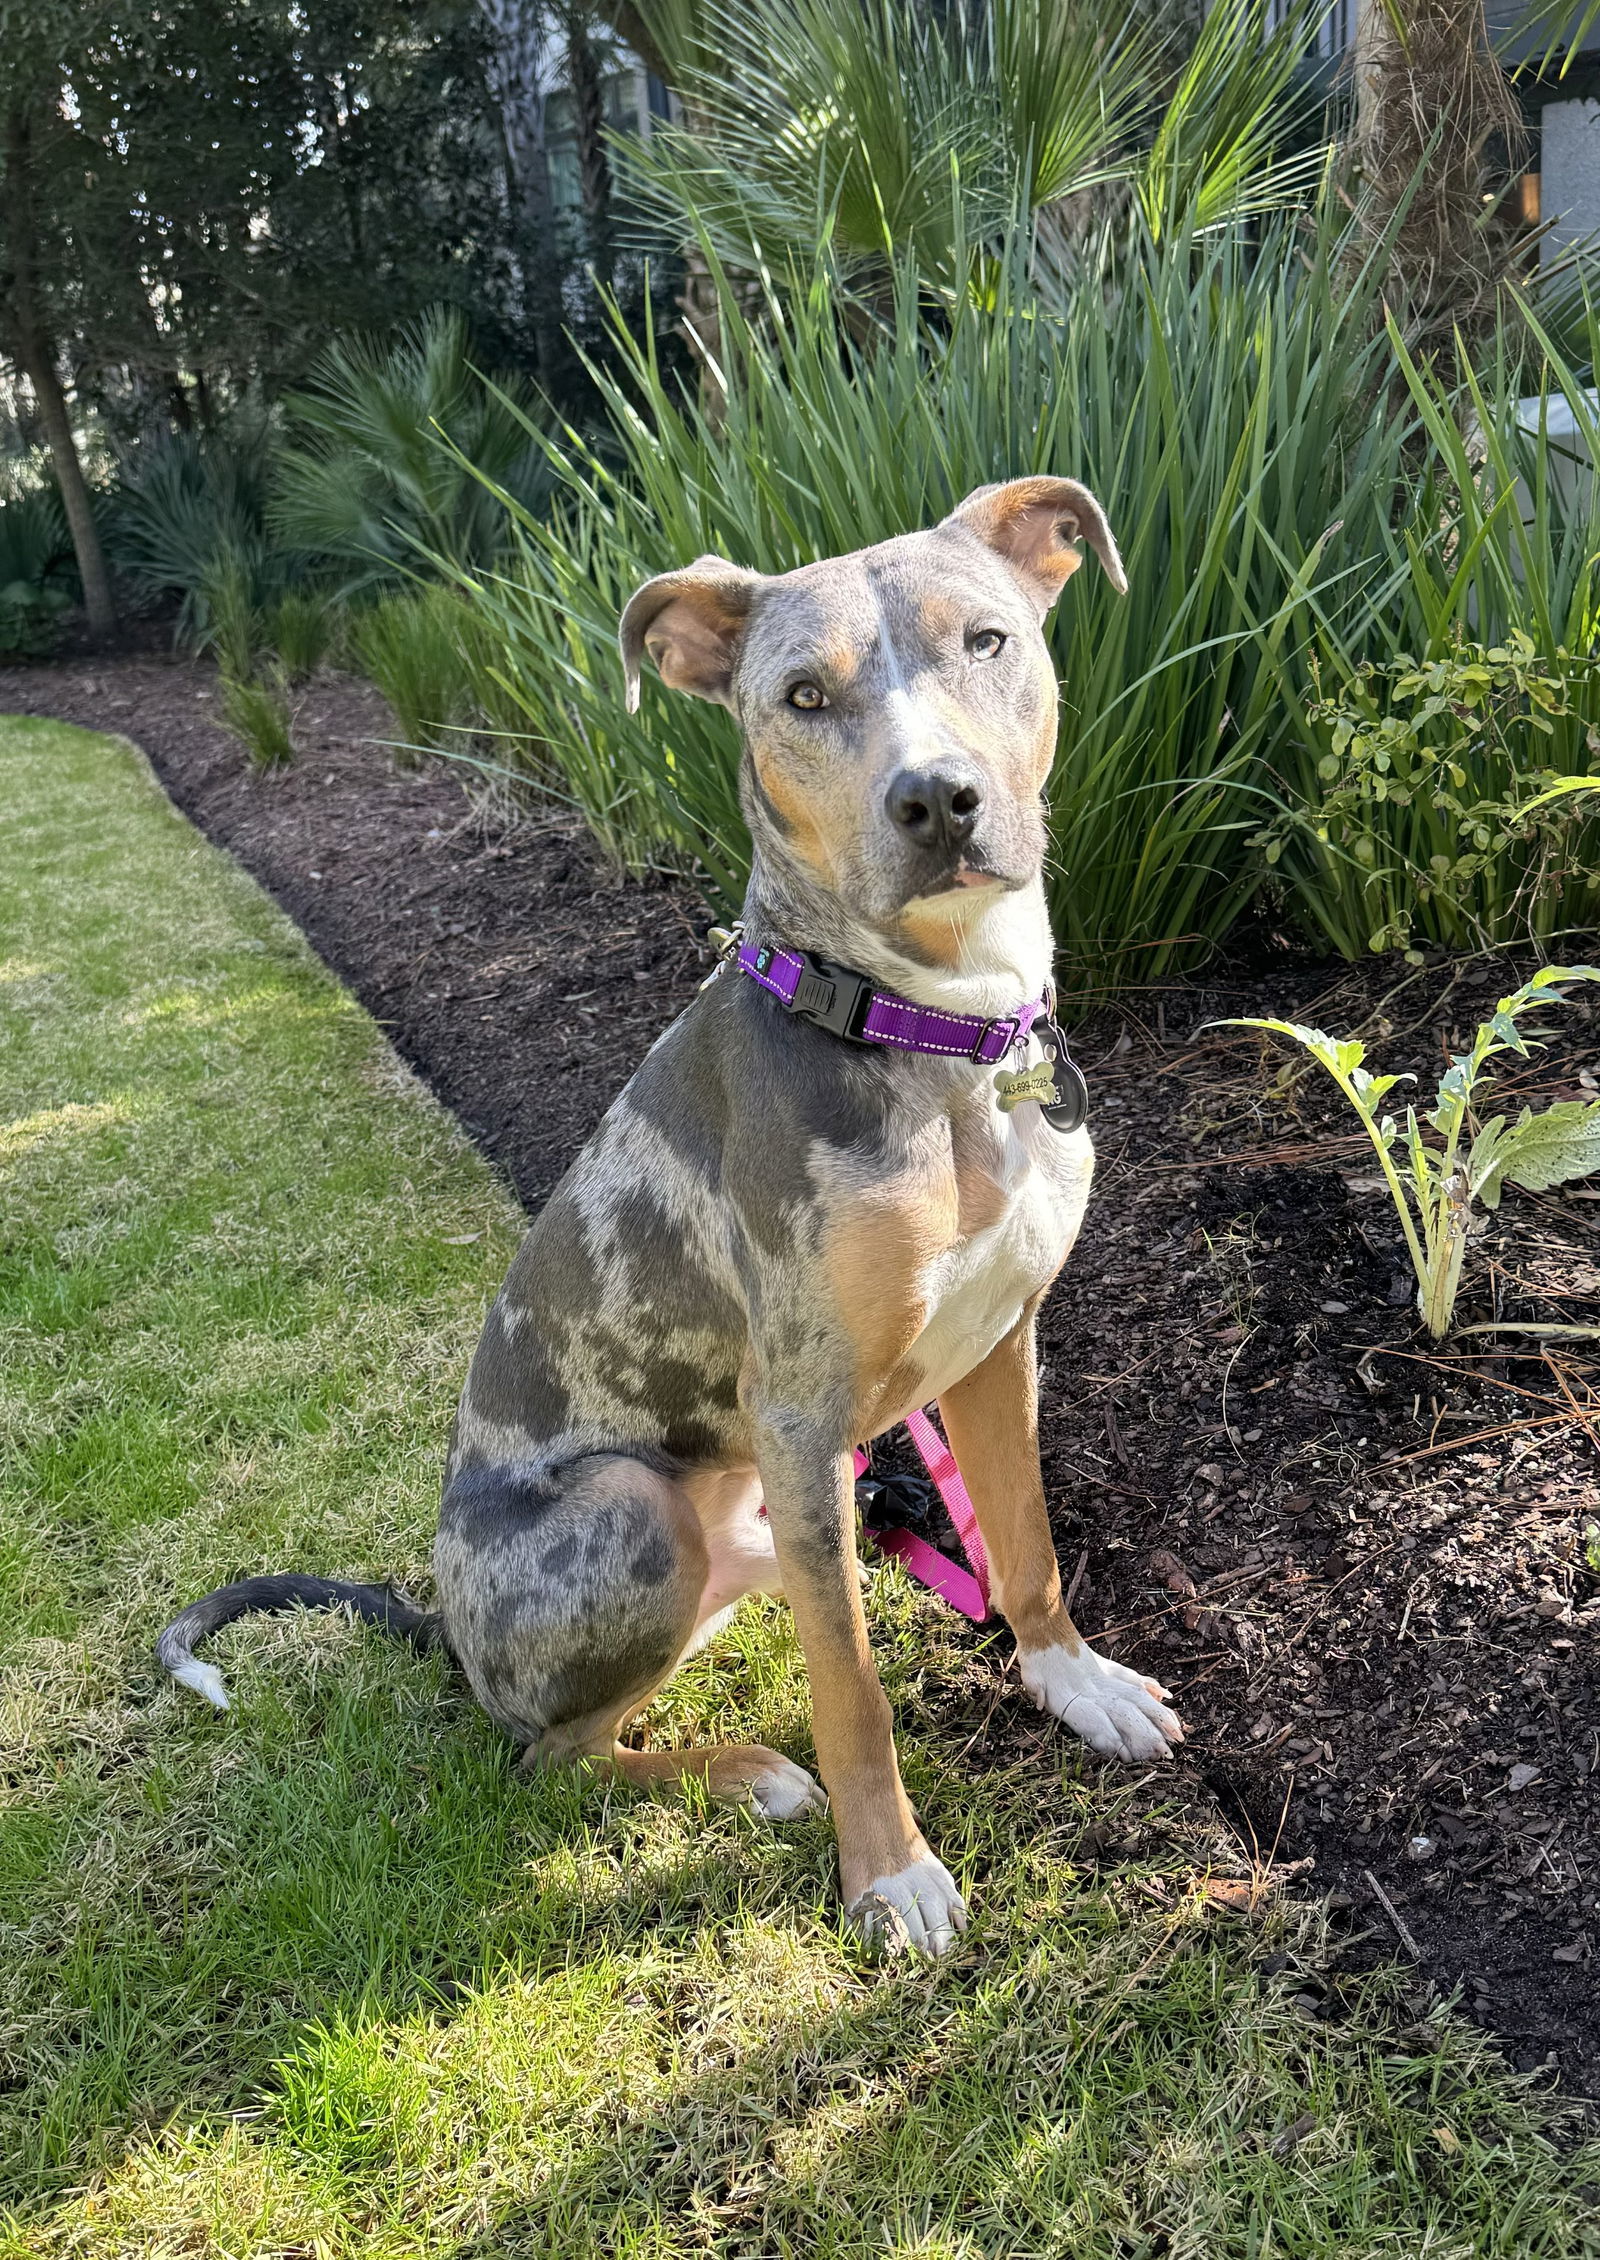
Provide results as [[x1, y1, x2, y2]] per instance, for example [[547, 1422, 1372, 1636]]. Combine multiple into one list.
[[945, 477, 1127, 612], [620, 556, 764, 712]]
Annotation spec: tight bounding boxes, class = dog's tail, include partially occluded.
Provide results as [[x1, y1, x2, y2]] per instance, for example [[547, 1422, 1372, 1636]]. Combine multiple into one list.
[[155, 1574, 446, 1711]]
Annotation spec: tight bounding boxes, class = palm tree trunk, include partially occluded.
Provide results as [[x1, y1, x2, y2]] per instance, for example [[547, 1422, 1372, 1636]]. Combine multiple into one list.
[[1349, 0, 1522, 338], [3, 102, 116, 641]]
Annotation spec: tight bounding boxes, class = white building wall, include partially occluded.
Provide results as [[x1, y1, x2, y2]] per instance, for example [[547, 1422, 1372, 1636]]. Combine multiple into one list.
[[1541, 97, 1600, 261]]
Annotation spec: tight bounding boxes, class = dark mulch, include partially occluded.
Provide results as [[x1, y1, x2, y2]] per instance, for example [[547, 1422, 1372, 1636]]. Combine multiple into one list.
[[7, 652, 1598, 2093]]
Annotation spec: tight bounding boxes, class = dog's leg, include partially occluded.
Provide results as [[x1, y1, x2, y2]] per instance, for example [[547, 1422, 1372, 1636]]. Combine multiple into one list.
[[438, 1452, 824, 1818], [755, 1423, 966, 1955], [528, 1717, 827, 1818], [938, 1315, 1184, 1763]]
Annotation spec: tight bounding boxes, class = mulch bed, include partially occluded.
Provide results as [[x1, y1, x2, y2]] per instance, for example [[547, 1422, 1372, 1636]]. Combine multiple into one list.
[[8, 651, 1598, 2092]]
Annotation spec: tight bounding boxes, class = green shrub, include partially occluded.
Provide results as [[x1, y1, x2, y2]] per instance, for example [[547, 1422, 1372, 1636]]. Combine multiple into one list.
[[1261, 634, 1600, 954], [1265, 306, 1600, 955], [221, 665, 295, 770]]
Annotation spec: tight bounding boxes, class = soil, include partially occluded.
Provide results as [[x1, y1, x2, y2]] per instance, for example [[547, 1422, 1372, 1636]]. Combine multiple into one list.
[[7, 651, 1599, 2095]]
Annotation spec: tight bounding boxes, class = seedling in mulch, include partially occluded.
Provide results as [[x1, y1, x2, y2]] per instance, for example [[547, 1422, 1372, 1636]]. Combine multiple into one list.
[[1212, 966, 1600, 1338]]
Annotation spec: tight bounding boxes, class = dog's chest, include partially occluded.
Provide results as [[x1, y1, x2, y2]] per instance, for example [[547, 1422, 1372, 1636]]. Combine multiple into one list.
[[830, 1099, 1093, 1431], [913, 1111, 1089, 1394]]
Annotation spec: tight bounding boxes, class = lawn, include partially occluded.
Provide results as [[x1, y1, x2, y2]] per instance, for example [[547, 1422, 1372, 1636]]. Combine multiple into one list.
[[1, 714, 1597, 2258]]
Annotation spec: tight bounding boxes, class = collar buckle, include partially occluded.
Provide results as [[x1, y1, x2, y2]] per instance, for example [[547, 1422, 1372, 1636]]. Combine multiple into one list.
[[784, 950, 876, 1042]]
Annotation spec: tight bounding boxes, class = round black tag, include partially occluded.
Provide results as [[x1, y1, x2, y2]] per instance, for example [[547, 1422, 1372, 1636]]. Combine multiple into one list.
[[1036, 1017, 1089, 1134]]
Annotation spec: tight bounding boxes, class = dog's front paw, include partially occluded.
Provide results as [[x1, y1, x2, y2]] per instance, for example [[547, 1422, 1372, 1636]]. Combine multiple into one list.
[[1020, 1642, 1184, 1763], [748, 1756, 829, 1820], [846, 1855, 968, 1958]]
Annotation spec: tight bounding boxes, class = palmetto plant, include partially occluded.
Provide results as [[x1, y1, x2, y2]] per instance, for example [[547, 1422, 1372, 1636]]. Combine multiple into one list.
[[1218, 969, 1600, 1337], [270, 308, 554, 594], [618, 0, 1323, 296], [107, 427, 286, 646]]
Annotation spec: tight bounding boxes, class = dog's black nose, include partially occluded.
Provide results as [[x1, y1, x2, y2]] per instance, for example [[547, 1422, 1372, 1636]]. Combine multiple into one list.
[[885, 765, 985, 851]]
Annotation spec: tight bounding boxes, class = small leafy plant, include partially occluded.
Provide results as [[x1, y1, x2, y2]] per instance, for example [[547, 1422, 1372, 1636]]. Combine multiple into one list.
[[1215, 967, 1600, 1337], [1259, 635, 1600, 956]]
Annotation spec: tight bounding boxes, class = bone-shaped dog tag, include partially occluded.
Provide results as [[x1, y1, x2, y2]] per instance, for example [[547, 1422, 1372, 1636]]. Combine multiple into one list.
[[994, 1058, 1059, 1113]]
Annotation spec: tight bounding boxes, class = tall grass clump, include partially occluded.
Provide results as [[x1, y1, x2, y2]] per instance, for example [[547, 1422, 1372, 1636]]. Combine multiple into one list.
[[351, 583, 506, 759], [265, 588, 338, 682], [449, 190, 1419, 977], [220, 665, 296, 770]]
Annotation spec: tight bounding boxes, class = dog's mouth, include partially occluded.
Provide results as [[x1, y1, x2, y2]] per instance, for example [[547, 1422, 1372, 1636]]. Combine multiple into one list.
[[912, 856, 1020, 900]]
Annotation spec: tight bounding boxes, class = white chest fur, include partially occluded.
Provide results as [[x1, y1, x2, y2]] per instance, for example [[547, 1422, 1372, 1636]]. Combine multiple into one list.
[[896, 1097, 1092, 1417]]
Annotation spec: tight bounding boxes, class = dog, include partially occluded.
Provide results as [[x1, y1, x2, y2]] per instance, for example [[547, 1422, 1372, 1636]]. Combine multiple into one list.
[[158, 476, 1184, 1956]]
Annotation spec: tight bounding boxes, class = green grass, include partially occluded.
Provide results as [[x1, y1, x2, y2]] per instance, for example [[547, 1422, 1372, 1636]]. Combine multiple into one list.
[[2, 715, 1597, 2258]]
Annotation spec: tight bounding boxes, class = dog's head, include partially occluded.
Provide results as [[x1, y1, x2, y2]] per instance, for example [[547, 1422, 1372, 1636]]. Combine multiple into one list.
[[620, 478, 1124, 948]]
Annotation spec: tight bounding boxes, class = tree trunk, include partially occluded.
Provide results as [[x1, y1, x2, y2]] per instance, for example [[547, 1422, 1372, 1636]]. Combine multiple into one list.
[[566, 5, 614, 286], [1349, 0, 1522, 340], [2, 103, 116, 641], [476, 0, 569, 388]]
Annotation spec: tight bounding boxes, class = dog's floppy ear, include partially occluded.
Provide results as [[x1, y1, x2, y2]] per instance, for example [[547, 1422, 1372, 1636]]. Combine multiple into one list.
[[945, 477, 1127, 613], [620, 556, 764, 712]]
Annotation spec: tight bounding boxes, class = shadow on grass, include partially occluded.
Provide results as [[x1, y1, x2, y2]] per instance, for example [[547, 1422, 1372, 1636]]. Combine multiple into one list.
[[9, 1636, 1595, 2260]]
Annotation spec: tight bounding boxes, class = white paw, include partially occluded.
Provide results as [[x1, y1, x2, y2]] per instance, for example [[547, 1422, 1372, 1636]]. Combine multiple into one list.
[[748, 1758, 829, 1820], [847, 1855, 968, 1958], [1020, 1642, 1184, 1763]]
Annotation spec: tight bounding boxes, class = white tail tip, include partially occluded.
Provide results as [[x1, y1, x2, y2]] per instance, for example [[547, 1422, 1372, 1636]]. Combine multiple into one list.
[[172, 1657, 231, 1711]]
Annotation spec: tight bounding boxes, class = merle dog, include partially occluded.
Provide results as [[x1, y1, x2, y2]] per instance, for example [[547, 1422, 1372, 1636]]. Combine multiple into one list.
[[159, 479, 1184, 1955]]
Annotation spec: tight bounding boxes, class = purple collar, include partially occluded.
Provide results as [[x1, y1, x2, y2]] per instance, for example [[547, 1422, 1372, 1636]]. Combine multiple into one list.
[[736, 936, 1046, 1064]]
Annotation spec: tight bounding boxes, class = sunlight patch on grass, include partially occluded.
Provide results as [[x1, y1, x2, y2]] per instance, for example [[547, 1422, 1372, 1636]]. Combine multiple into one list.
[[2, 717, 1597, 2260], [0, 1101, 135, 1164]]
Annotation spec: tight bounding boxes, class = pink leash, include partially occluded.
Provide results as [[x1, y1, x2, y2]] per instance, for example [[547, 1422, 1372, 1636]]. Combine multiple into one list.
[[854, 1409, 991, 1624]]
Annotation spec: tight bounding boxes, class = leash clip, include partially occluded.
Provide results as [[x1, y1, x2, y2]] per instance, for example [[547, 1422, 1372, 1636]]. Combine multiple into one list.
[[699, 920, 745, 991]]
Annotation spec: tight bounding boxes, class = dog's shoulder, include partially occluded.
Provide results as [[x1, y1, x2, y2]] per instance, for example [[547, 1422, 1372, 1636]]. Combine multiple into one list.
[[621, 971, 913, 1191]]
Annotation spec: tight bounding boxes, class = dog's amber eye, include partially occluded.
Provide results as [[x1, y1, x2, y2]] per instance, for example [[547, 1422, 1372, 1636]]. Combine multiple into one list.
[[787, 682, 828, 711], [971, 630, 1007, 661]]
